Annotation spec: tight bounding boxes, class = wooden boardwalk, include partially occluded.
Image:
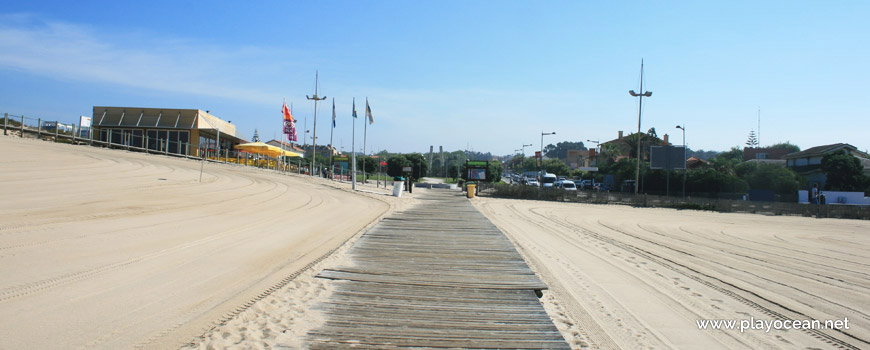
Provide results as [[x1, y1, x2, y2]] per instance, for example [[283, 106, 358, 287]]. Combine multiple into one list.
[[311, 190, 569, 349]]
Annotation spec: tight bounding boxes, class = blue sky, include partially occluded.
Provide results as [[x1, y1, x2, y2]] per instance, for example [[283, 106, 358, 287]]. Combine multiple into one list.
[[1, 1, 868, 155]]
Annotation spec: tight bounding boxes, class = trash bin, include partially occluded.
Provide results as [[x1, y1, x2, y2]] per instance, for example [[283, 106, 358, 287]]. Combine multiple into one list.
[[466, 183, 476, 198], [393, 176, 405, 197]]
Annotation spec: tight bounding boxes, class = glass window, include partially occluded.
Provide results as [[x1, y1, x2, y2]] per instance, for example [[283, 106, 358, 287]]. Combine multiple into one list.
[[178, 131, 189, 155], [110, 129, 122, 144], [147, 130, 158, 150], [132, 130, 143, 148], [168, 131, 179, 154], [157, 130, 168, 151]]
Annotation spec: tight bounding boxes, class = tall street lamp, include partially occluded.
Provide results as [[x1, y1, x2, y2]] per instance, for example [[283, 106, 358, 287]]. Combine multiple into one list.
[[520, 143, 532, 172], [676, 124, 686, 197], [629, 59, 652, 195], [587, 139, 600, 166], [306, 71, 326, 177], [541, 131, 556, 187]]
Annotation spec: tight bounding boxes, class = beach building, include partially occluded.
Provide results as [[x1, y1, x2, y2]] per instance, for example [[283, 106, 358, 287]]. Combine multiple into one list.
[[784, 143, 870, 188], [90, 106, 245, 157]]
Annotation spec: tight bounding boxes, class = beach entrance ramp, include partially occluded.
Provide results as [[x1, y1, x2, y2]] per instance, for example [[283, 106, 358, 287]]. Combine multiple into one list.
[[311, 190, 569, 349]]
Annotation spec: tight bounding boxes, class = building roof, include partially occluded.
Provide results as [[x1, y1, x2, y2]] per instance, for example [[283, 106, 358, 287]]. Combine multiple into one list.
[[92, 106, 236, 138], [742, 147, 792, 161], [686, 156, 707, 169], [783, 143, 868, 159]]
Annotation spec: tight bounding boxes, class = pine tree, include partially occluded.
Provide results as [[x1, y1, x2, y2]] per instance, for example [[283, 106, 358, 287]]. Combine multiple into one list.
[[746, 130, 758, 147]]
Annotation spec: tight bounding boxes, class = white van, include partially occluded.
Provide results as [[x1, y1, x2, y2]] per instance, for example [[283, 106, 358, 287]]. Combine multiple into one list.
[[541, 173, 558, 188]]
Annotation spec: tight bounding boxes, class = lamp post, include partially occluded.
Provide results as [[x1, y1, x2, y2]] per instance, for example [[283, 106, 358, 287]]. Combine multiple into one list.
[[520, 143, 532, 172], [306, 71, 326, 177], [540, 131, 556, 187], [676, 124, 686, 197], [587, 139, 600, 166], [629, 60, 652, 195]]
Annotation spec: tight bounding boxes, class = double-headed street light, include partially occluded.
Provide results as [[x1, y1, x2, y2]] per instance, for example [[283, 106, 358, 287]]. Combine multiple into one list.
[[676, 124, 686, 197], [629, 60, 652, 195], [541, 132, 556, 187], [587, 139, 600, 165], [520, 143, 532, 171]]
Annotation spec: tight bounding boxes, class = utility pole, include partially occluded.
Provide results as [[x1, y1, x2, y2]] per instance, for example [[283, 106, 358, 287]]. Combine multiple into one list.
[[757, 106, 761, 149], [676, 124, 686, 197], [439, 146, 445, 177], [306, 71, 326, 177], [629, 59, 652, 195], [541, 132, 555, 187], [351, 98, 358, 190]]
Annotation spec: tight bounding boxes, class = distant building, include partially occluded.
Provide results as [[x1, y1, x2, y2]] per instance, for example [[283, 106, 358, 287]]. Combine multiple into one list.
[[783, 143, 870, 188], [265, 139, 305, 154], [564, 149, 591, 169], [742, 146, 792, 161], [743, 158, 787, 167], [292, 144, 338, 159], [686, 156, 708, 169], [600, 130, 672, 160]]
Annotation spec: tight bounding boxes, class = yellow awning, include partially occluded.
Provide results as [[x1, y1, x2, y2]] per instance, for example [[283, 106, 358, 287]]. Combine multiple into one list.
[[234, 142, 302, 158]]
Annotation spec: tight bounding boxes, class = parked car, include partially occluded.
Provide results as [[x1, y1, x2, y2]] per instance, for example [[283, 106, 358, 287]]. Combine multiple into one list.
[[526, 179, 539, 186], [577, 179, 593, 190], [560, 180, 577, 191]]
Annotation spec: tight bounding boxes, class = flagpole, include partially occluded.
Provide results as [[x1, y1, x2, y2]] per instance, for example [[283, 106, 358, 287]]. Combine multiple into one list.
[[281, 98, 286, 173], [351, 98, 357, 190], [329, 98, 335, 180], [363, 101, 368, 184]]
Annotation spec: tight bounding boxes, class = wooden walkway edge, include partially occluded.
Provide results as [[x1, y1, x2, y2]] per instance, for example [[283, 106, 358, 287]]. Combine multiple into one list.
[[310, 190, 569, 349]]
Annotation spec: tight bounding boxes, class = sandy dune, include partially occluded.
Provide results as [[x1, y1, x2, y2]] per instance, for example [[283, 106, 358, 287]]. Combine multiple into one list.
[[0, 136, 391, 349], [474, 198, 870, 350]]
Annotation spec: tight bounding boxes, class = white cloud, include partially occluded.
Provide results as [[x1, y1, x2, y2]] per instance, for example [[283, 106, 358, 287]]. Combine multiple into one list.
[[0, 15, 291, 105]]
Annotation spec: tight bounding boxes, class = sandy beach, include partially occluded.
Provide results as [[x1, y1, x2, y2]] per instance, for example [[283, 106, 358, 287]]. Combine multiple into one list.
[[3, 134, 868, 350], [474, 197, 870, 349], [0, 135, 405, 349]]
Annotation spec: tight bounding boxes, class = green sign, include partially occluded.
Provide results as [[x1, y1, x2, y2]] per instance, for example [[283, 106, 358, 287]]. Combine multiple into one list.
[[467, 161, 488, 167], [334, 157, 349, 161]]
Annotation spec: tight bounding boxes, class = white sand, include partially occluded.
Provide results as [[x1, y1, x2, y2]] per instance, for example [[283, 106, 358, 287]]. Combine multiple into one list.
[[6, 133, 867, 350], [0, 135, 412, 349], [473, 197, 870, 350]]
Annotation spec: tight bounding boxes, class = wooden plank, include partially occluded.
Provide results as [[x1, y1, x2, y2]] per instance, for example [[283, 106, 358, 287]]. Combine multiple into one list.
[[308, 190, 568, 348]]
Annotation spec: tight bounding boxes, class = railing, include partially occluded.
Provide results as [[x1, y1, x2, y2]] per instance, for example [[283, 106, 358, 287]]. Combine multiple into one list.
[[2, 113, 397, 186], [478, 183, 870, 220]]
